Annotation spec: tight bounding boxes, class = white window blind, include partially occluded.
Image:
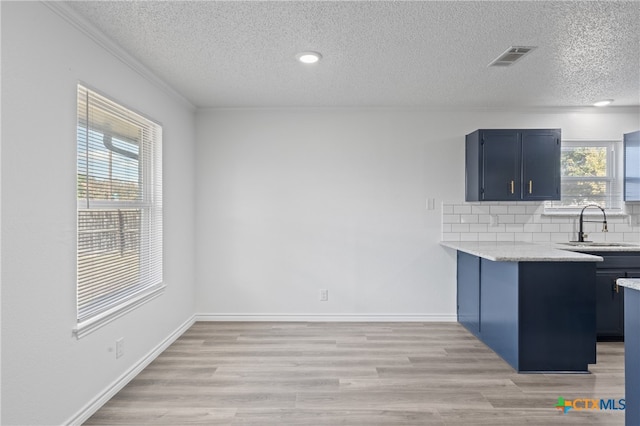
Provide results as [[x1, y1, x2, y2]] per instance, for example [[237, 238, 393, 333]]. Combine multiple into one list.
[[76, 85, 163, 333], [546, 140, 622, 212]]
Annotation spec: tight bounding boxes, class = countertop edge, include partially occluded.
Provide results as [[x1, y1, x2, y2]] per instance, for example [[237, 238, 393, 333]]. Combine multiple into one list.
[[440, 241, 603, 262], [617, 278, 640, 291]]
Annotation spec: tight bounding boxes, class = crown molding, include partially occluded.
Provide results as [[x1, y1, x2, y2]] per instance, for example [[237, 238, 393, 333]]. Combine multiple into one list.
[[42, 1, 196, 112], [199, 104, 640, 113]]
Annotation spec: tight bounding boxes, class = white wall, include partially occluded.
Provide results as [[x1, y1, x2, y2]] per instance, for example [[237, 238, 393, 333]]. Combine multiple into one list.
[[195, 107, 639, 318], [1, 3, 196, 424]]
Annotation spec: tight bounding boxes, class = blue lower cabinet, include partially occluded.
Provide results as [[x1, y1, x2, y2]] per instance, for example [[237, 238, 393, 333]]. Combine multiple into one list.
[[457, 252, 481, 337], [480, 260, 519, 368], [624, 288, 640, 426], [457, 253, 597, 372]]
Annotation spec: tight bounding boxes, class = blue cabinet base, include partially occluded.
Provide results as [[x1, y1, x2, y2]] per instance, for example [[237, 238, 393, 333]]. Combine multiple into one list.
[[457, 254, 596, 373], [624, 288, 640, 425]]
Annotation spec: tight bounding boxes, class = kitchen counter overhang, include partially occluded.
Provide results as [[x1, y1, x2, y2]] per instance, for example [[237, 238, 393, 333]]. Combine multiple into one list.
[[440, 241, 604, 262]]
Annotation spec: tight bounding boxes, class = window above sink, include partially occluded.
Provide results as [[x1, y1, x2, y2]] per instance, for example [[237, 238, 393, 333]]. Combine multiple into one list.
[[545, 139, 623, 214]]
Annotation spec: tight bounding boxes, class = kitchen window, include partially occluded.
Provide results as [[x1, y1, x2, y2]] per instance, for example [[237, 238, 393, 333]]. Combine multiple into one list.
[[75, 84, 163, 338], [545, 140, 622, 212]]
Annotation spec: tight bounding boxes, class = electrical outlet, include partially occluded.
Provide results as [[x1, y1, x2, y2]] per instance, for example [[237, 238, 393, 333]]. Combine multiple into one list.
[[489, 215, 499, 227], [426, 198, 436, 210], [116, 338, 124, 359], [320, 289, 328, 302]]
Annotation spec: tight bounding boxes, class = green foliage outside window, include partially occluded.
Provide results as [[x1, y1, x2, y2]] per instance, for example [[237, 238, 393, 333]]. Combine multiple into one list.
[[558, 146, 611, 207], [561, 147, 607, 177]]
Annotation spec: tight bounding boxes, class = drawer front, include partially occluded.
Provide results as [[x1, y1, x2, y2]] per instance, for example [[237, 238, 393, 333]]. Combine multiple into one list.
[[595, 254, 640, 269]]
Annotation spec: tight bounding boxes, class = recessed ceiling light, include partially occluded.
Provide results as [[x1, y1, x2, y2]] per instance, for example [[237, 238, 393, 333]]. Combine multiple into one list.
[[296, 51, 322, 64], [593, 99, 614, 107]]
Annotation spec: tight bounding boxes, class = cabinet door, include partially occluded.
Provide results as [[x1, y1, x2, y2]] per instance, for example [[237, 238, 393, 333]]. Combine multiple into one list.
[[521, 130, 561, 200], [457, 251, 480, 336], [481, 131, 520, 201], [596, 271, 625, 340], [624, 130, 640, 201]]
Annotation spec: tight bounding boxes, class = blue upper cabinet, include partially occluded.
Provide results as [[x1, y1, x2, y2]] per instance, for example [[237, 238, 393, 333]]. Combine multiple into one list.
[[465, 129, 561, 202], [624, 130, 640, 202]]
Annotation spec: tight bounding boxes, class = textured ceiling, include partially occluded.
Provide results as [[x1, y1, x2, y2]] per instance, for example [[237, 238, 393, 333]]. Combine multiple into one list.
[[64, 1, 640, 108]]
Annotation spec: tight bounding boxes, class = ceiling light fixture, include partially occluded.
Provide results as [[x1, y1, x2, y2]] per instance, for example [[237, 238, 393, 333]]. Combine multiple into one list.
[[296, 51, 322, 64], [593, 99, 614, 107]]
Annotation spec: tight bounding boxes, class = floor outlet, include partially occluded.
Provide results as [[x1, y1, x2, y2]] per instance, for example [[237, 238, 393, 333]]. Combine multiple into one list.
[[116, 338, 124, 359], [320, 289, 329, 302]]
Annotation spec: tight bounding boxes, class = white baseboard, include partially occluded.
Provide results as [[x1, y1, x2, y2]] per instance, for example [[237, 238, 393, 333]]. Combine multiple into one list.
[[65, 314, 196, 426], [196, 313, 457, 322]]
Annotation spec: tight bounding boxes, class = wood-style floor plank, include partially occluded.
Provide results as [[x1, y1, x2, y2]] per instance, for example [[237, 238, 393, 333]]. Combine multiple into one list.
[[84, 322, 625, 425]]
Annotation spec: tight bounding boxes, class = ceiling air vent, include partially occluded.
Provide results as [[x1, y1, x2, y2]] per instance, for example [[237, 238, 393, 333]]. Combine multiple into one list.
[[488, 46, 537, 67]]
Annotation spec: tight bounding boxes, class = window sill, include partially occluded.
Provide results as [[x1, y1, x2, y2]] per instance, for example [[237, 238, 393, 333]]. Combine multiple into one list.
[[73, 284, 166, 339], [542, 209, 628, 218]]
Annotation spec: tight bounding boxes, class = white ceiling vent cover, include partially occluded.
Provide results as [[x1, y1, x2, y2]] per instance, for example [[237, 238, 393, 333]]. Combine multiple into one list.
[[488, 46, 537, 67]]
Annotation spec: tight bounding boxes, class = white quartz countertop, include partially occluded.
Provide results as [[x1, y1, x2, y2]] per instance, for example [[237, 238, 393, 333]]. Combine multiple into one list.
[[551, 243, 640, 252], [440, 241, 603, 262], [617, 278, 640, 291]]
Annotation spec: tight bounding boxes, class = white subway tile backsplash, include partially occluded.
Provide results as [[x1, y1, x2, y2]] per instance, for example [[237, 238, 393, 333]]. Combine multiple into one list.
[[460, 233, 479, 241], [453, 205, 472, 214], [505, 224, 524, 232], [526, 205, 542, 214], [499, 215, 515, 224], [516, 232, 533, 242], [443, 214, 461, 224], [496, 233, 515, 241], [478, 232, 498, 241], [508, 206, 526, 214], [532, 233, 551, 242], [559, 224, 575, 233], [624, 233, 640, 242], [441, 201, 640, 243], [460, 214, 479, 224], [478, 214, 491, 224], [469, 224, 489, 232], [451, 223, 470, 232], [523, 223, 542, 233], [490, 224, 506, 232], [614, 223, 633, 233], [550, 233, 571, 242], [605, 232, 624, 241], [490, 206, 509, 214], [471, 206, 490, 214], [542, 224, 560, 233]]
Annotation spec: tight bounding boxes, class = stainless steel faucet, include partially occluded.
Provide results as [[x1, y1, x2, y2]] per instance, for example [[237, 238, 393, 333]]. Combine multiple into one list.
[[578, 204, 608, 242]]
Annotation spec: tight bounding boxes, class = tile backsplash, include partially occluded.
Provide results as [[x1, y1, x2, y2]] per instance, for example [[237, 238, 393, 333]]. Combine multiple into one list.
[[441, 202, 640, 243]]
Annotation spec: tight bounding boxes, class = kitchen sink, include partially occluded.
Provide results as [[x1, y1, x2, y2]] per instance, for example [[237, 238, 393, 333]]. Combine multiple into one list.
[[560, 241, 637, 247]]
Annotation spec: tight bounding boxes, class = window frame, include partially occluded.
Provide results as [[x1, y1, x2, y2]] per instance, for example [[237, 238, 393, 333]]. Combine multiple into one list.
[[544, 139, 624, 215], [74, 84, 164, 338]]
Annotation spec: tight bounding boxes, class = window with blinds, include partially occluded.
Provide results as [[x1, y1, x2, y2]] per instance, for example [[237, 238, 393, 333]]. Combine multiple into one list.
[[545, 140, 623, 212], [76, 85, 163, 336]]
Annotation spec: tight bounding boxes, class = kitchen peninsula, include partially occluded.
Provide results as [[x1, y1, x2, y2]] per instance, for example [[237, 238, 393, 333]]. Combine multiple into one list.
[[441, 241, 602, 373]]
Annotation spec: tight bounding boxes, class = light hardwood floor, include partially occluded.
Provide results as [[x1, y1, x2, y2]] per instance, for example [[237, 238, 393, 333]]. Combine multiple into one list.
[[85, 322, 625, 425]]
